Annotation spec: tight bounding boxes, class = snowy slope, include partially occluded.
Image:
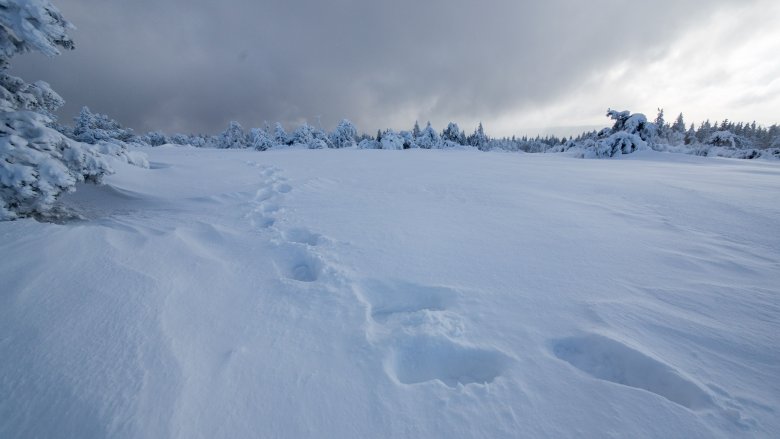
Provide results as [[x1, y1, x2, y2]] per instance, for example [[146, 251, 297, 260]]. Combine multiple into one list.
[[1, 147, 779, 438]]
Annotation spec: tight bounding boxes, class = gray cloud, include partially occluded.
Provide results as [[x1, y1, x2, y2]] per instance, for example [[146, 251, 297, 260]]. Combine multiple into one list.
[[11, 0, 745, 136]]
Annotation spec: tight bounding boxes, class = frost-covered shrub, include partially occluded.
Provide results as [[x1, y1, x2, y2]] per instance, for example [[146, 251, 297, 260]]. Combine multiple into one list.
[[0, 0, 115, 220]]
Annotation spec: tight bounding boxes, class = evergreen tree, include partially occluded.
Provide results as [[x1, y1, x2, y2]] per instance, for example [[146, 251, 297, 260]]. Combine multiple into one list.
[[468, 122, 489, 149], [274, 122, 288, 146], [441, 122, 463, 145], [416, 122, 441, 149], [218, 121, 247, 148], [0, 0, 114, 219], [330, 119, 357, 148], [672, 113, 686, 133], [249, 127, 274, 151], [71, 106, 135, 144], [412, 121, 421, 139]]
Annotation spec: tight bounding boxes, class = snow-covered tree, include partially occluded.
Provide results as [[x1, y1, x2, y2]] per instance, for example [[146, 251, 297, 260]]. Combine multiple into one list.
[[415, 122, 440, 149], [441, 122, 459, 143], [168, 133, 190, 145], [217, 121, 247, 149], [671, 113, 686, 134], [310, 125, 332, 149], [1, 0, 115, 220], [380, 129, 404, 150], [290, 123, 314, 148], [412, 121, 421, 139], [71, 106, 134, 144], [249, 127, 274, 151], [330, 119, 357, 148], [399, 130, 416, 149], [654, 108, 668, 139], [357, 138, 380, 149], [468, 122, 489, 149], [684, 124, 697, 145], [187, 134, 207, 148], [273, 122, 289, 146], [441, 122, 465, 147], [142, 131, 167, 146]]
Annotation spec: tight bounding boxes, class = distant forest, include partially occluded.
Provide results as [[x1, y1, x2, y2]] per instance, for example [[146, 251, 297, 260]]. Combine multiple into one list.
[[66, 106, 780, 160]]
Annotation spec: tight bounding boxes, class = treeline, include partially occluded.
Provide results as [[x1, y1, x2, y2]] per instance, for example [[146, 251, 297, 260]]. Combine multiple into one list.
[[65, 106, 780, 160]]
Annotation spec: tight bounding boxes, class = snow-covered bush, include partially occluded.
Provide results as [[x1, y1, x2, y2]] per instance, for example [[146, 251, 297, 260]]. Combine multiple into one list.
[[1, 0, 115, 220]]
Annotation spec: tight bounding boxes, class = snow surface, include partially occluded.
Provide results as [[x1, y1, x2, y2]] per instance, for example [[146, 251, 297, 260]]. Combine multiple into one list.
[[1, 147, 779, 438]]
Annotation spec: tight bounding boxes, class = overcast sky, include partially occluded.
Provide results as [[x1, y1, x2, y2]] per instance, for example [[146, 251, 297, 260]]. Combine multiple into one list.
[[12, 0, 780, 137]]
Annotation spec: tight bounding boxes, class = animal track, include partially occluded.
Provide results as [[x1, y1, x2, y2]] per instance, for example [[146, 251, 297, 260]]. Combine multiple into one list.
[[552, 334, 714, 410]]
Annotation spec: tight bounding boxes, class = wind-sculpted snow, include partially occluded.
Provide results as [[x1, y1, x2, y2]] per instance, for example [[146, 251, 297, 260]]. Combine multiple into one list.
[[1, 147, 778, 438], [552, 334, 714, 410]]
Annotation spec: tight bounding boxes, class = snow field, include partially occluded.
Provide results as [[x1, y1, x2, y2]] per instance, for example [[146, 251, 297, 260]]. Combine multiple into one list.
[[1, 147, 779, 438]]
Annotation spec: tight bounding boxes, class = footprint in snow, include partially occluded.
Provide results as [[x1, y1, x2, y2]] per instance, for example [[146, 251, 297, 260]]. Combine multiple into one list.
[[282, 227, 322, 247], [356, 279, 512, 387], [273, 243, 324, 283]]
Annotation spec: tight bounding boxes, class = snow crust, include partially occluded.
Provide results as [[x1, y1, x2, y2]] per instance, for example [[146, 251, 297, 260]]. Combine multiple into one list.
[[1, 147, 779, 438]]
